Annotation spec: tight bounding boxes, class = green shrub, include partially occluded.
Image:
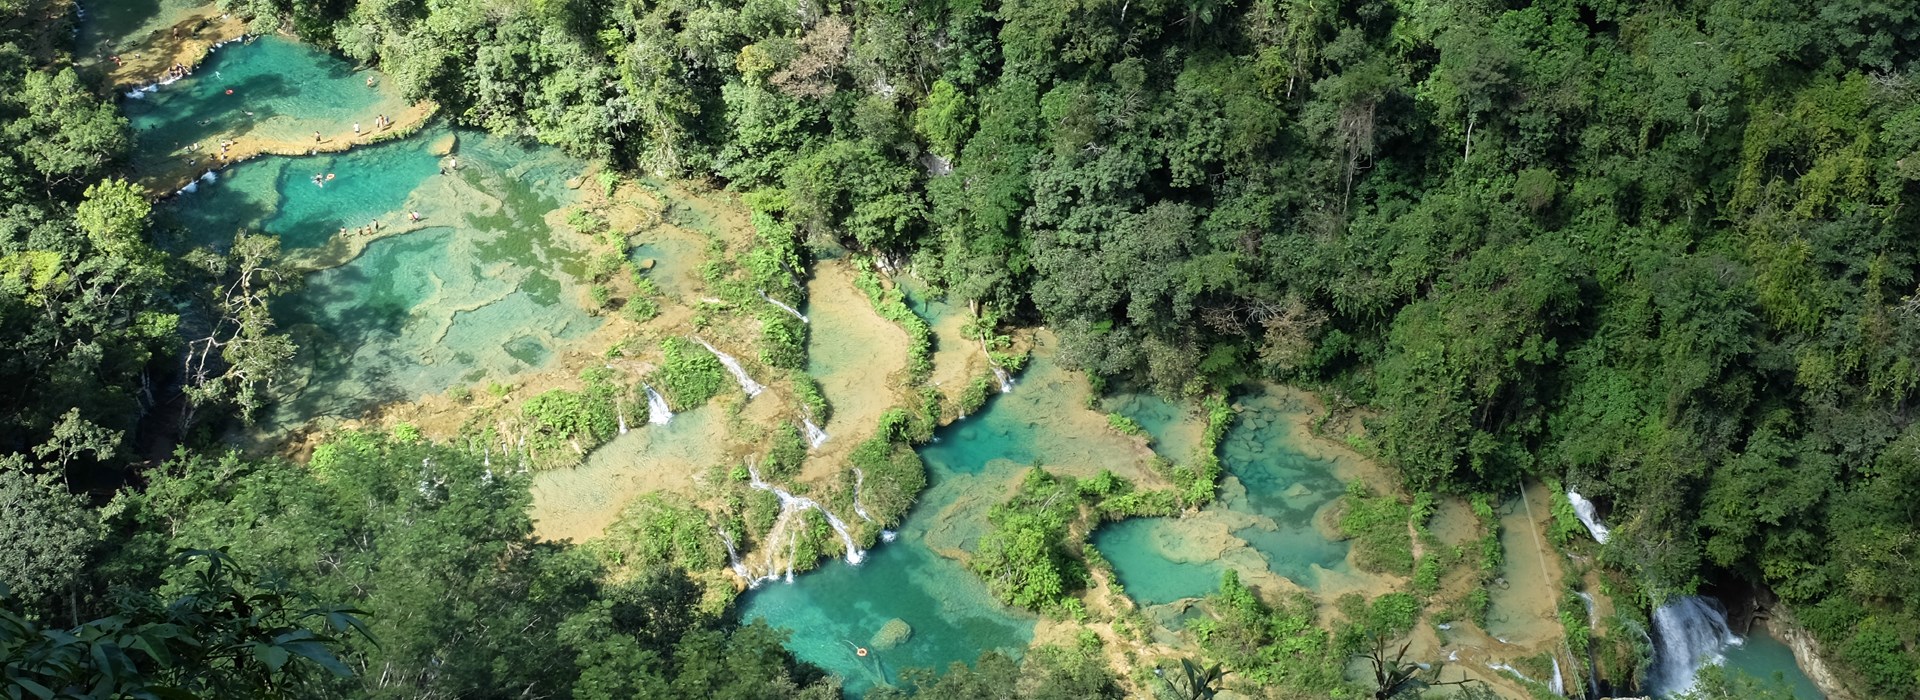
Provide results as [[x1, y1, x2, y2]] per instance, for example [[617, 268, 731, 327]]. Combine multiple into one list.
[[764, 422, 807, 479], [523, 387, 617, 454], [959, 374, 992, 416], [848, 435, 926, 524], [971, 469, 1087, 613], [622, 295, 659, 322], [758, 309, 807, 369], [790, 371, 830, 422], [1413, 556, 1442, 596], [605, 494, 721, 570], [657, 337, 727, 410], [1338, 481, 1415, 575], [1105, 413, 1147, 437]]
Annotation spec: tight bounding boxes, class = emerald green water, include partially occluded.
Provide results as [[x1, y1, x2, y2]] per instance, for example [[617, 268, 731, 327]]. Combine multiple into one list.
[[1721, 627, 1825, 699], [145, 38, 598, 428], [261, 129, 596, 425], [124, 36, 405, 174], [1108, 391, 1200, 462], [1093, 518, 1227, 605], [1093, 390, 1352, 606], [745, 355, 1138, 695], [162, 133, 443, 251]]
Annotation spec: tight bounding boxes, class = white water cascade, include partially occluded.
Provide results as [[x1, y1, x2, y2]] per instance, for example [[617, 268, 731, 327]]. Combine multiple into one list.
[[1650, 596, 1743, 696], [803, 418, 829, 448], [760, 290, 810, 324], [695, 337, 764, 397], [746, 462, 865, 566], [718, 529, 758, 582], [643, 384, 673, 424], [1566, 490, 1611, 544], [1550, 656, 1565, 696], [992, 365, 1014, 393], [617, 406, 629, 434]]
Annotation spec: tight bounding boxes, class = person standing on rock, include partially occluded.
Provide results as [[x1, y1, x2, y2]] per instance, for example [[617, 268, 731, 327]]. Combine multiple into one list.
[[314, 131, 322, 143]]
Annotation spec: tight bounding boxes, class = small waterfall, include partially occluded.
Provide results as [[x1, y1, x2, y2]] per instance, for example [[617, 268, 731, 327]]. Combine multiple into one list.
[[695, 337, 764, 398], [178, 181, 198, 195], [1567, 490, 1611, 544], [850, 468, 873, 522], [200, 170, 217, 183], [1488, 662, 1536, 685], [747, 463, 865, 565], [1575, 591, 1597, 625], [992, 366, 1014, 393], [881, 529, 898, 542], [617, 406, 629, 434], [760, 290, 810, 324], [718, 529, 758, 582], [804, 418, 829, 448], [1650, 596, 1742, 696], [1550, 656, 1565, 696], [644, 384, 673, 424]]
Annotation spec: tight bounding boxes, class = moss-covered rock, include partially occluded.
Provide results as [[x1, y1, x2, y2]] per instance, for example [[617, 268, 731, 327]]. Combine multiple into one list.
[[870, 618, 912, 650]]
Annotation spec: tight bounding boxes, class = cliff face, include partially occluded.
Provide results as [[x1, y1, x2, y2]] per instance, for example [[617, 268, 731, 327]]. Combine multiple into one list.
[[1770, 607, 1855, 700]]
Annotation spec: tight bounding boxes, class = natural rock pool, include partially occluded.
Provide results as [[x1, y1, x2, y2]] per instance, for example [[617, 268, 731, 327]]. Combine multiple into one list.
[[132, 29, 1831, 700], [148, 37, 599, 429]]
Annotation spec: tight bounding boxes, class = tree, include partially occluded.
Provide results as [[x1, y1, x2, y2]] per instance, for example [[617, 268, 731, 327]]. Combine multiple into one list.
[[0, 550, 369, 699], [0, 460, 97, 605], [183, 233, 297, 424], [0, 68, 128, 193]]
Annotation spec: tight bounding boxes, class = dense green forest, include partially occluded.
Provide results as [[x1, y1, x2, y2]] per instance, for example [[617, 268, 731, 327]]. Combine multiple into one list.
[[6, 0, 1920, 695]]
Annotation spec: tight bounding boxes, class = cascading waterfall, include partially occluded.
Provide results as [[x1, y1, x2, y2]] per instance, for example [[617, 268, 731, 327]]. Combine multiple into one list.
[[760, 290, 810, 324], [718, 529, 756, 581], [992, 366, 1014, 393], [746, 462, 865, 565], [803, 418, 829, 448], [200, 170, 217, 184], [617, 406, 629, 434], [1567, 490, 1611, 544], [1550, 656, 1565, 696], [694, 337, 764, 397], [1488, 662, 1537, 685], [644, 384, 673, 424], [1650, 596, 1742, 696]]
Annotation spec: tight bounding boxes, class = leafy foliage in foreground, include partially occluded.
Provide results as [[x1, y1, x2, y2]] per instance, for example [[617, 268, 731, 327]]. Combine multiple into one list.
[[1, 551, 368, 700], [106, 432, 836, 698]]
